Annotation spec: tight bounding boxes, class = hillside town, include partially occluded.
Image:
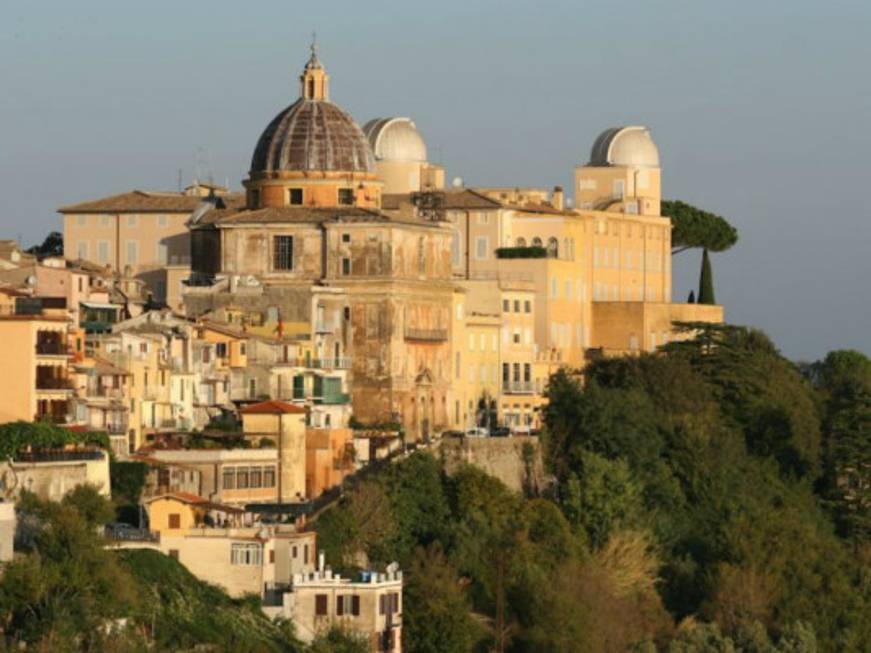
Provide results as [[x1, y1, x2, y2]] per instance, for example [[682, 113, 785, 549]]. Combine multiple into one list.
[[0, 45, 727, 651]]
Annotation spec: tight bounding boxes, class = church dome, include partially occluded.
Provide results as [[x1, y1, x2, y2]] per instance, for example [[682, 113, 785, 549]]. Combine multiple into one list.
[[250, 100, 376, 175], [363, 117, 428, 163], [589, 126, 660, 168]]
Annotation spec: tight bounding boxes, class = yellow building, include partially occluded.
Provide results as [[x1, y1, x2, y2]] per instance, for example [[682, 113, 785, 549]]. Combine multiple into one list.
[[241, 400, 308, 503], [0, 309, 74, 424]]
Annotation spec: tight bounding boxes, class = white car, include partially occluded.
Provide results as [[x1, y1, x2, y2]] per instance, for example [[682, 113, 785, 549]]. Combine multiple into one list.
[[510, 424, 531, 435], [465, 427, 488, 437]]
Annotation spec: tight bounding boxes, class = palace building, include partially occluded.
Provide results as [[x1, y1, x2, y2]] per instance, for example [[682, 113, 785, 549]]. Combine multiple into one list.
[[60, 45, 722, 440]]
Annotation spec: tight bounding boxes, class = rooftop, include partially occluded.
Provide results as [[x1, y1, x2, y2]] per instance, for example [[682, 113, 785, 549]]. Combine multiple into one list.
[[241, 400, 307, 415], [59, 190, 245, 214]]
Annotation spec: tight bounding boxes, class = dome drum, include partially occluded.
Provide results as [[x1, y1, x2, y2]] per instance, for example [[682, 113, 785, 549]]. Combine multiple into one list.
[[589, 126, 660, 168]]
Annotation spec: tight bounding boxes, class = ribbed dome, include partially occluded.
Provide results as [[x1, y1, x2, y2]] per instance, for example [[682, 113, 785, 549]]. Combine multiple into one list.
[[589, 126, 660, 168], [250, 99, 376, 174], [363, 117, 428, 163]]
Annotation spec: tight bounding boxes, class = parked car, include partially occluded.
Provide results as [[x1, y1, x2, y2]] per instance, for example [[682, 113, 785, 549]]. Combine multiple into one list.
[[510, 424, 532, 435], [490, 426, 511, 437], [465, 427, 488, 437]]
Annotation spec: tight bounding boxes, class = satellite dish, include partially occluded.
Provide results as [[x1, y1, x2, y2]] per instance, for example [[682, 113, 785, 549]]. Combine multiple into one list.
[[565, 198, 575, 208], [451, 177, 464, 188], [25, 275, 36, 286]]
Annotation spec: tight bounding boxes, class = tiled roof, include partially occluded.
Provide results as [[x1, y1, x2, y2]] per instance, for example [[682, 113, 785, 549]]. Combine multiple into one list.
[[241, 400, 307, 415], [144, 491, 208, 505], [59, 190, 245, 214], [382, 189, 502, 212]]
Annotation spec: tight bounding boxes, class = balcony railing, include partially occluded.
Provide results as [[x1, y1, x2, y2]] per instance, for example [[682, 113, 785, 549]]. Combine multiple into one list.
[[404, 328, 448, 342], [35, 342, 70, 356], [104, 526, 159, 543], [36, 377, 75, 391], [313, 392, 351, 405], [15, 449, 104, 463], [502, 381, 535, 394], [310, 358, 352, 370]]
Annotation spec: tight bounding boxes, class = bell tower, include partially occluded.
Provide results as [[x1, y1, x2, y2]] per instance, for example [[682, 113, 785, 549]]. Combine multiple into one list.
[[300, 36, 329, 101]]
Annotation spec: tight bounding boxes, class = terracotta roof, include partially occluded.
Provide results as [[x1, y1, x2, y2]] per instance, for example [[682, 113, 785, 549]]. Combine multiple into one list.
[[91, 356, 131, 376], [192, 206, 439, 229], [241, 400, 307, 415], [59, 190, 245, 214], [382, 189, 502, 212], [199, 320, 248, 339], [504, 201, 578, 217], [145, 491, 208, 505]]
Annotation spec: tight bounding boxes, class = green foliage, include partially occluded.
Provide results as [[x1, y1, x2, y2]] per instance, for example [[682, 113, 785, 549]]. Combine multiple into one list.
[[494, 246, 548, 259], [0, 421, 109, 460], [307, 627, 369, 653], [662, 200, 738, 254], [110, 461, 148, 506], [698, 248, 716, 305], [27, 231, 64, 258], [540, 325, 871, 650], [561, 451, 644, 548]]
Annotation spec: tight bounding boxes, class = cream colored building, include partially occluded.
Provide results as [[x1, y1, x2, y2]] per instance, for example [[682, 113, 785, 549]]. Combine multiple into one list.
[[273, 554, 402, 652], [4, 449, 111, 501]]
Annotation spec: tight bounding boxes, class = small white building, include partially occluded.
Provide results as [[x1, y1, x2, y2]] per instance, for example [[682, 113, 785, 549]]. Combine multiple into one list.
[[267, 553, 402, 653]]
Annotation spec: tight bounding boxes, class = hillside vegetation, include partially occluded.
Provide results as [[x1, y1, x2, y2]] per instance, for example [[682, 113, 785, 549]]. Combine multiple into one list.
[[316, 324, 871, 652]]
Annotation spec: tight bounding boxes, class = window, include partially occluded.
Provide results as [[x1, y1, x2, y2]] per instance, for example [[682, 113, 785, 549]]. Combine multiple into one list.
[[532, 237, 542, 247], [455, 352, 460, 379], [477, 212, 489, 224], [513, 300, 520, 312], [248, 378, 256, 399], [222, 469, 235, 490], [475, 236, 489, 260], [288, 188, 303, 205], [250, 189, 260, 208], [341, 233, 351, 243], [341, 257, 351, 275], [456, 303, 464, 320], [336, 594, 360, 616], [315, 594, 328, 616], [76, 241, 89, 260], [127, 215, 138, 228], [502, 299, 510, 313], [564, 280, 572, 299], [468, 334, 475, 351], [216, 342, 228, 357], [97, 240, 109, 264], [169, 513, 181, 529], [550, 277, 558, 299], [451, 230, 461, 266], [236, 467, 249, 489], [264, 467, 276, 487], [338, 188, 354, 205], [169, 549, 179, 560], [157, 243, 168, 265], [547, 237, 558, 258], [230, 543, 262, 566], [515, 237, 526, 247], [524, 300, 531, 313], [292, 545, 298, 559], [513, 330, 521, 344], [269, 549, 275, 563], [249, 468, 262, 488], [273, 236, 294, 270], [344, 306, 351, 320]]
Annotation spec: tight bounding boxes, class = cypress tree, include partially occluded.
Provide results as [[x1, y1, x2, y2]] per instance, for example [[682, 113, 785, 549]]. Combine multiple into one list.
[[687, 290, 695, 304], [698, 248, 716, 305]]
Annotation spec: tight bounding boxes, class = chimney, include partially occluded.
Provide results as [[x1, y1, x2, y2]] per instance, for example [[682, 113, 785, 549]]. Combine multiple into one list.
[[552, 186, 564, 210]]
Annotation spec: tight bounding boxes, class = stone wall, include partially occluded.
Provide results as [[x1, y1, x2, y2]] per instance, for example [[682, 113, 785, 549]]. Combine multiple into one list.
[[440, 436, 543, 494]]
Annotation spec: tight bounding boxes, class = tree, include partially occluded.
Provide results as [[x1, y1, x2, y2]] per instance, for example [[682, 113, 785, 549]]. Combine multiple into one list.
[[663, 200, 738, 256], [403, 545, 483, 653], [307, 627, 369, 653], [662, 200, 736, 306], [698, 248, 716, 305], [27, 231, 63, 258]]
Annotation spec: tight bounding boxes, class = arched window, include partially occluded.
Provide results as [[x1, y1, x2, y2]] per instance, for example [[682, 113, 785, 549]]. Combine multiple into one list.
[[532, 237, 543, 247], [515, 237, 526, 247], [547, 237, 559, 258]]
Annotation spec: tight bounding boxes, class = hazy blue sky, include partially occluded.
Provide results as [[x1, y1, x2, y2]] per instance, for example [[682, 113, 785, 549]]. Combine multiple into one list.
[[1, 1, 869, 361]]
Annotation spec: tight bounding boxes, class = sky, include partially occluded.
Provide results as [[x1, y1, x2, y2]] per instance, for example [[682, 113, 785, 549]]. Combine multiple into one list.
[[1, 0, 869, 361]]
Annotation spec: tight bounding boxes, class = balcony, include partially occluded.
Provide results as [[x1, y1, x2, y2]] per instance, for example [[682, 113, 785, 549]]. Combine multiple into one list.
[[502, 381, 535, 395], [15, 448, 105, 463], [313, 392, 351, 405], [404, 328, 448, 342], [35, 342, 70, 356], [36, 377, 75, 391], [310, 358, 352, 370]]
